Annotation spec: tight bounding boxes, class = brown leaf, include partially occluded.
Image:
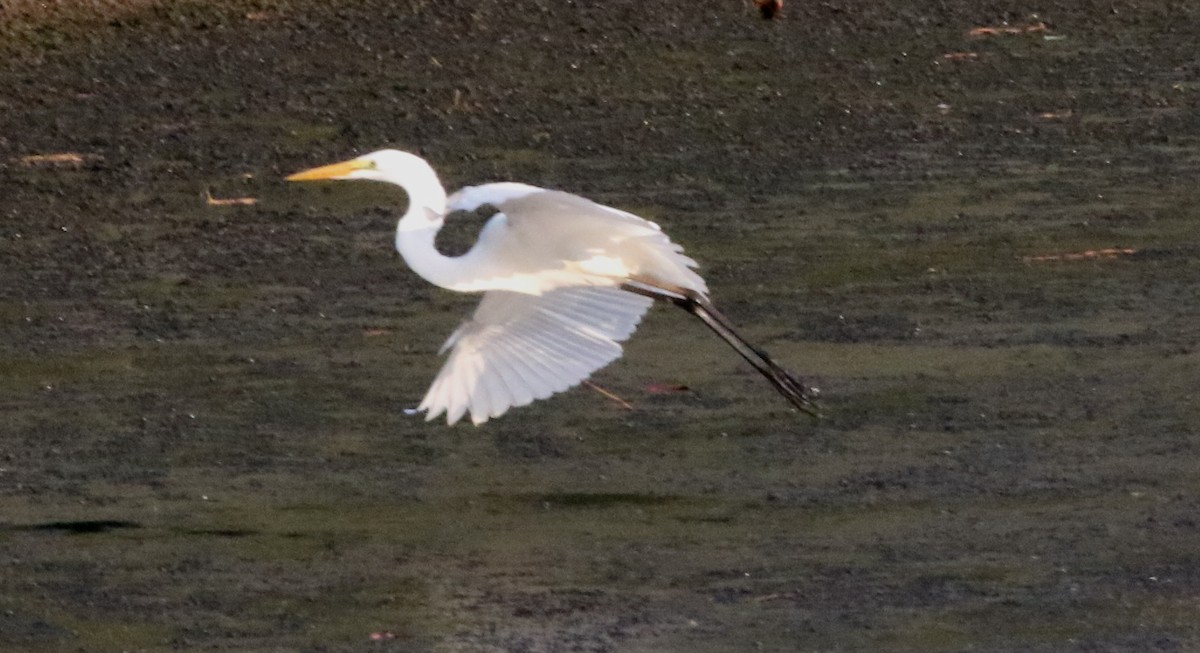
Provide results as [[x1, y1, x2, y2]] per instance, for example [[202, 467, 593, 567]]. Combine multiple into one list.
[[754, 0, 782, 20]]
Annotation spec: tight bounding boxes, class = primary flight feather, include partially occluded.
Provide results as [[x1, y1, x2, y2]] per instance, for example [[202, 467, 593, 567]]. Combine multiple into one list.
[[287, 149, 816, 425]]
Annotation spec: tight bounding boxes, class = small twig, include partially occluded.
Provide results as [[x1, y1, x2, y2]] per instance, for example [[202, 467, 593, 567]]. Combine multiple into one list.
[[753, 591, 800, 603], [17, 152, 98, 167], [205, 188, 258, 206], [968, 21, 1048, 37], [582, 380, 633, 411], [1036, 110, 1074, 120], [1023, 247, 1136, 263]]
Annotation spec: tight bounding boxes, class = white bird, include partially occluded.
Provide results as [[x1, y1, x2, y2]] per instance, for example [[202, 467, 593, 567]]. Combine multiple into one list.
[[287, 149, 816, 425]]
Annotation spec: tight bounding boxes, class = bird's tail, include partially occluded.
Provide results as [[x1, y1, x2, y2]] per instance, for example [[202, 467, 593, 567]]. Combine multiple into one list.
[[622, 281, 820, 416]]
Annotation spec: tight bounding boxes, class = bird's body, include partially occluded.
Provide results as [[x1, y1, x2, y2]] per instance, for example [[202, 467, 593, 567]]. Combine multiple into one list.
[[288, 149, 815, 425], [437, 182, 707, 296]]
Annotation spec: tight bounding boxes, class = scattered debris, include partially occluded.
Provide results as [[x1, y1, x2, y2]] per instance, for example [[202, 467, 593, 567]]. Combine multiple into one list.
[[1036, 110, 1074, 120], [1023, 247, 1137, 262], [362, 328, 390, 337], [205, 189, 258, 206], [754, 591, 801, 603], [753, 0, 782, 20], [368, 631, 397, 641], [17, 152, 99, 167], [940, 52, 979, 61], [449, 88, 481, 113], [582, 380, 633, 410], [968, 21, 1048, 37], [645, 383, 690, 395]]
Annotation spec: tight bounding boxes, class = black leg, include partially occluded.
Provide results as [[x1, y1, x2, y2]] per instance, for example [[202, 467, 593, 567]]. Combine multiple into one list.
[[621, 280, 820, 417]]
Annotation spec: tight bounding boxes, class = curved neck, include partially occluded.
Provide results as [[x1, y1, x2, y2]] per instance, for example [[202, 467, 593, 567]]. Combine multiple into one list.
[[387, 168, 467, 290]]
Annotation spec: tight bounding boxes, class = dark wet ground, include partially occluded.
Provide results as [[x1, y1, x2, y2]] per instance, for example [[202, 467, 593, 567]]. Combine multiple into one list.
[[3, 1, 1200, 651]]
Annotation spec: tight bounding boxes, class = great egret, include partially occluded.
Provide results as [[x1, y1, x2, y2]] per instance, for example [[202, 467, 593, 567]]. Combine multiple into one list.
[[287, 149, 817, 425]]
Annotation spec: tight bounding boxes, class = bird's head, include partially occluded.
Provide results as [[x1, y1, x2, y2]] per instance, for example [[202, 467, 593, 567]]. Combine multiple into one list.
[[286, 149, 435, 185]]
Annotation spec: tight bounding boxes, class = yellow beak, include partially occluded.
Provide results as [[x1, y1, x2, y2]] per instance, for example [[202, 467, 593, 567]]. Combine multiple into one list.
[[285, 158, 367, 182]]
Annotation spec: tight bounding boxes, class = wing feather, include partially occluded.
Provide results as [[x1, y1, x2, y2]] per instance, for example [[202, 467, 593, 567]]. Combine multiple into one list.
[[487, 346, 536, 408], [502, 330, 570, 391], [445, 358, 466, 422], [505, 331, 575, 396], [467, 353, 495, 424], [447, 184, 708, 296], [479, 356, 512, 421], [420, 286, 654, 425]]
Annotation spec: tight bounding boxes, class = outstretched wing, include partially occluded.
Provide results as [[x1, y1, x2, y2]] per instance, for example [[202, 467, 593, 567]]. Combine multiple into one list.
[[418, 285, 654, 425]]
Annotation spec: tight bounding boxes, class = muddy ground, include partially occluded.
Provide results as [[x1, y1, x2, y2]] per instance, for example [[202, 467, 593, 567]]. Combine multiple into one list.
[[2, 1, 1200, 651]]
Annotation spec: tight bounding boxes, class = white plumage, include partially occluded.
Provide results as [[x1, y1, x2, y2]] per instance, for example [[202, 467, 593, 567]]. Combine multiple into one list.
[[287, 149, 708, 425], [419, 286, 653, 424]]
